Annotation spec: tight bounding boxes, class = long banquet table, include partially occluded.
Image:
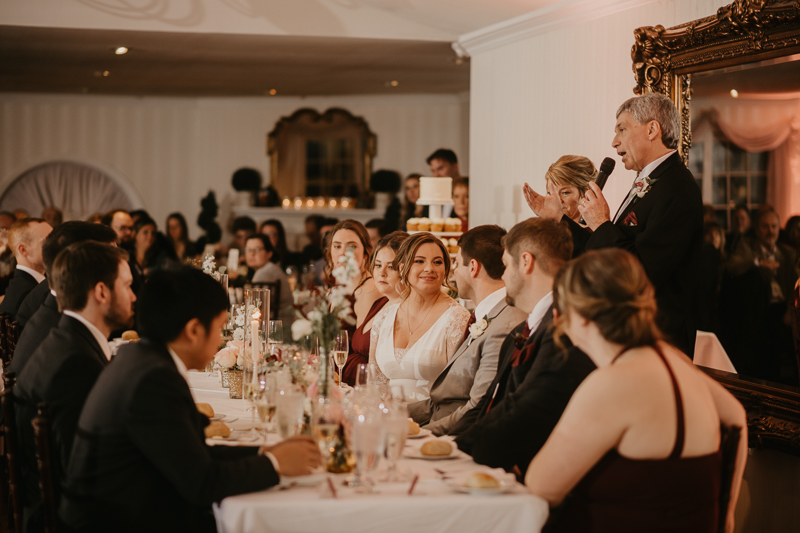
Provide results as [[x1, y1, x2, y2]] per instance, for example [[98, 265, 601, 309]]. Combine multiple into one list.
[[188, 371, 549, 533]]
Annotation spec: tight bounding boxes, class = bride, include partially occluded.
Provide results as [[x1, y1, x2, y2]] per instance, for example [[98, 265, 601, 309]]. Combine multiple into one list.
[[369, 233, 470, 401]]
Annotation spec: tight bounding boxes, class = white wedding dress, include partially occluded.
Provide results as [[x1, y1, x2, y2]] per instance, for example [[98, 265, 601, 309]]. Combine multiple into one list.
[[369, 300, 470, 401]]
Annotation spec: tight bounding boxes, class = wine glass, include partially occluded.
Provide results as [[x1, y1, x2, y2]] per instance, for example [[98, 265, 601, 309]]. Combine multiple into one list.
[[275, 385, 305, 440], [350, 414, 386, 492], [254, 376, 277, 445], [313, 397, 340, 470], [355, 364, 368, 390], [269, 320, 283, 345], [332, 330, 349, 389], [382, 402, 410, 481]]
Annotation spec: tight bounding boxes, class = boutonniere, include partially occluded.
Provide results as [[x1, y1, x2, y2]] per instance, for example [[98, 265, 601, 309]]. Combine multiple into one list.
[[633, 175, 659, 199], [514, 328, 530, 349], [468, 317, 491, 343]]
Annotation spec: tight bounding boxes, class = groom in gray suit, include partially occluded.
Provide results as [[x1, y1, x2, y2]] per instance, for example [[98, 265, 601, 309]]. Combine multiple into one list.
[[408, 225, 526, 435]]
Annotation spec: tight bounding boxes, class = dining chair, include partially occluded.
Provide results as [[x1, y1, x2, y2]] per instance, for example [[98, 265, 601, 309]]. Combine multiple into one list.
[[4, 318, 19, 364], [32, 403, 58, 533], [0, 312, 10, 366]]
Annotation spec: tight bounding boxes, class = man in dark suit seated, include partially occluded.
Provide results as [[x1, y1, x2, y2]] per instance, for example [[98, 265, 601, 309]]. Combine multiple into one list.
[[10, 222, 119, 375], [452, 218, 596, 478], [525, 93, 703, 357], [60, 266, 320, 533], [407, 225, 526, 434], [15, 242, 135, 533], [0, 217, 52, 318]]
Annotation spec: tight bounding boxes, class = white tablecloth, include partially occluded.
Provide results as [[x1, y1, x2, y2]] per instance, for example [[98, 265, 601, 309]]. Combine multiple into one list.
[[188, 372, 549, 533], [694, 331, 737, 374]]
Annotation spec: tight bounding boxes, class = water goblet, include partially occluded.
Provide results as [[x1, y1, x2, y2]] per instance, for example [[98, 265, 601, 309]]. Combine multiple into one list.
[[275, 386, 305, 440], [351, 415, 386, 492], [382, 402, 410, 482], [254, 376, 277, 445], [355, 364, 368, 390]]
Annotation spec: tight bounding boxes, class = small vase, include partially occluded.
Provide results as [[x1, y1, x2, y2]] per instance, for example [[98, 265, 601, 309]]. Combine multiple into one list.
[[221, 370, 230, 388], [227, 370, 243, 399]]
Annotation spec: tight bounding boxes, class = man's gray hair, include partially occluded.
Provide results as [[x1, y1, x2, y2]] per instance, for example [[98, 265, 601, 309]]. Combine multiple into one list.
[[616, 93, 681, 150]]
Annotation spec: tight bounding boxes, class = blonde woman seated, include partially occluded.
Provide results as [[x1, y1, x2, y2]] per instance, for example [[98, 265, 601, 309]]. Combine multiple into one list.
[[525, 249, 747, 533], [369, 233, 470, 401]]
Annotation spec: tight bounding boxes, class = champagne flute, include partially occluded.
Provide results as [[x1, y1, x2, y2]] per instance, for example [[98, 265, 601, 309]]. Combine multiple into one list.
[[255, 377, 277, 445], [332, 330, 349, 389]]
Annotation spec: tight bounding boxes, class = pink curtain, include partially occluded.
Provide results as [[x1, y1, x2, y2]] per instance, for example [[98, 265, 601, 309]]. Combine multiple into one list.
[[702, 99, 800, 223]]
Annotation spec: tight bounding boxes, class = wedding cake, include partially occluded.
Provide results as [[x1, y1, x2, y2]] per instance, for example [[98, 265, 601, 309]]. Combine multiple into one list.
[[418, 177, 453, 204]]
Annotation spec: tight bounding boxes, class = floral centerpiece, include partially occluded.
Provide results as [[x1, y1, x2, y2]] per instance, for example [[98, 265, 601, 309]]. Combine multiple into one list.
[[201, 253, 227, 281]]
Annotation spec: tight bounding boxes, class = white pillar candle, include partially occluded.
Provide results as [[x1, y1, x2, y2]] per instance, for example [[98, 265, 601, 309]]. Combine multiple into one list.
[[227, 249, 239, 273]]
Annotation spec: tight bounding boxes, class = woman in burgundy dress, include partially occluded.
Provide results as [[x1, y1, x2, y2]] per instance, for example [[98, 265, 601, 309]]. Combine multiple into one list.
[[526, 249, 747, 533], [342, 231, 409, 387]]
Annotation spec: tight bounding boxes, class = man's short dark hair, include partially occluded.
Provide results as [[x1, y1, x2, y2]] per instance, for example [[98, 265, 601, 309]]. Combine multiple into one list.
[[42, 221, 118, 275], [51, 242, 129, 312], [138, 267, 229, 343], [502, 218, 572, 277], [458, 225, 507, 280], [426, 149, 458, 165], [101, 209, 129, 227], [245, 233, 275, 255], [365, 219, 387, 237], [232, 216, 257, 233]]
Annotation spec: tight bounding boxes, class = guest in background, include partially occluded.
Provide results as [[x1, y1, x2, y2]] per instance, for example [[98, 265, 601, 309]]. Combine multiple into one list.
[[702, 204, 717, 225], [369, 233, 470, 400], [126, 216, 177, 294], [726, 204, 752, 256], [408, 225, 526, 435], [128, 210, 150, 225], [697, 222, 725, 334], [0, 218, 52, 318], [401, 173, 427, 231], [0, 210, 18, 294], [15, 242, 134, 533], [346, 231, 408, 388], [452, 178, 469, 232], [102, 209, 134, 246], [427, 148, 462, 180], [166, 212, 197, 262], [323, 220, 382, 386], [42, 206, 63, 228], [10, 222, 118, 375], [259, 219, 303, 270], [780, 215, 800, 255], [312, 217, 340, 286], [60, 267, 321, 533], [526, 248, 747, 533], [0, 211, 16, 229], [85, 213, 104, 224], [301, 214, 325, 262], [452, 218, 593, 479], [365, 218, 387, 249], [230, 216, 256, 253], [244, 234, 293, 323]]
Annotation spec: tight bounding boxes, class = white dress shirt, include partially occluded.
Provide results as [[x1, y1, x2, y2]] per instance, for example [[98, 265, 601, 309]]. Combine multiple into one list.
[[16, 265, 45, 284], [473, 287, 507, 322], [527, 291, 554, 334], [167, 347, 191, 387], [62, 310, 113, 361], [614, 150, 676, 223]]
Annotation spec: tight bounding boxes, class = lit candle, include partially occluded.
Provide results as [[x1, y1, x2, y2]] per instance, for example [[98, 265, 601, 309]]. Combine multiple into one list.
[[251, 310, 261, 364]]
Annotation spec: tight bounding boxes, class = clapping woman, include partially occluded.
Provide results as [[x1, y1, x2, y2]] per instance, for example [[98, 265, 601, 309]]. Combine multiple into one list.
[[369, 233, 470, 401], [525, 248, 747, 532]]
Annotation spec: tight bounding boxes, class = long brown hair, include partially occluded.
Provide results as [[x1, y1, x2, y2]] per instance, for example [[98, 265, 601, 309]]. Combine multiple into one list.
[[393, 232, 452, 300], [323, 219, 374, 280]]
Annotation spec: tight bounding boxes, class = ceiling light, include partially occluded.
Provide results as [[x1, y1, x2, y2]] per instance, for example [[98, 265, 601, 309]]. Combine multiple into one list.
[[730, 89, 739, 98], [269, 89, 277, 96], [390, 80, 399, 87], [115, 47, 128, 55], [94, 70, 110, 77]]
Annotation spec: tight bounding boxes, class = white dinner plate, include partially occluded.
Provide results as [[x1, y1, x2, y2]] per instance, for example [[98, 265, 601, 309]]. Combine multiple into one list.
[[278, 473, 326, 488], [404, 450, 459, 461], [407, 428, 432, 439], [448, 479, 513, 496]]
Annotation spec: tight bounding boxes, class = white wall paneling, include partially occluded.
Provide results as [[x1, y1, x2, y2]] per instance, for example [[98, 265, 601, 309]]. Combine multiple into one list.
[[0, 92, 469, 239]]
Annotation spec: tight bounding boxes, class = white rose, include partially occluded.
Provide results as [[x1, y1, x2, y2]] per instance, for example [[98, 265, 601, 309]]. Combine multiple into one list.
[[291, 319, 314, 340], [469, 318, 489, 339], [307, 310, 323, 323], [215, 348, 236, 369]]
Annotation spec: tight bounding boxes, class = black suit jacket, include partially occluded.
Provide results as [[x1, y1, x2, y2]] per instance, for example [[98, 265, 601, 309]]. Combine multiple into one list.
[[60, 339, 279, 533], [9, 292, 61, 376], [16, 280, 51, 330], [566, 152, 703, 356], [15, 315, 109, 532], [0, 269, 39, 318]]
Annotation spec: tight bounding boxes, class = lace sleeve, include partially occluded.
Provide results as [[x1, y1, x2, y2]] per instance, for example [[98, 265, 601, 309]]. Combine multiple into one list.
[[368, 305, 391, 394], [444, 302, 471, 360]]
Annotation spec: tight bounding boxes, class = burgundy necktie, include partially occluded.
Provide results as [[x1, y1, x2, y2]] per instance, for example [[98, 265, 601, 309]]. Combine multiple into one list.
[[486, 322, 532, 413], [461, 312, 476, 344]]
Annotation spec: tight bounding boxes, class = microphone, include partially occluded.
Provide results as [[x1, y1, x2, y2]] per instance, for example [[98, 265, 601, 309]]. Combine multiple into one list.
[[579, 158, 616, 225]]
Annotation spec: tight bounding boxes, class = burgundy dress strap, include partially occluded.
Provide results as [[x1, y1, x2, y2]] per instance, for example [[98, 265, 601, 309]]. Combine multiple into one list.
[[652, 345, 685, 459], [358, 296, 389, 332]]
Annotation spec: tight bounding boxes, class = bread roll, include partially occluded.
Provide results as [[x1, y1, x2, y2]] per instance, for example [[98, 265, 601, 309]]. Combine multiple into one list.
[[464, 472, 500, 489], [196, 402, 214, 418], [204, 421, 230, 438], [121, 330, 139, 341], [408, 419, 421, 436], [420, 439, 452, 456]]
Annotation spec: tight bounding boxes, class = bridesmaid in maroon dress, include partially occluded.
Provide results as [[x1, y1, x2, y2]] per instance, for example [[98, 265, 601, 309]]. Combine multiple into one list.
[[344, 231, 409, 386], [525, 249, 747, 533]]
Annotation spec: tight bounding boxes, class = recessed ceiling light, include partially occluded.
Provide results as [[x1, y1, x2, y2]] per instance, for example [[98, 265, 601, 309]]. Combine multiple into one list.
[[730, 89, 739, 98], [115, 47, 128, 55], [390, 80, 399, 87]]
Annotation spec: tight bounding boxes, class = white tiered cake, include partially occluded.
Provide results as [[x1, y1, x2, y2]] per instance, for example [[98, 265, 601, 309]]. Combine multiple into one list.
[[417, 177, 453, 205]]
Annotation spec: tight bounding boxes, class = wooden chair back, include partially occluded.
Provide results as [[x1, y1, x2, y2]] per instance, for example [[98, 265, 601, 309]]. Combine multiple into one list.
[[4, 318, 19, 364], [32, 403, 58, 533], [1, 380, 23, 533], [0, 312, 10, 366]]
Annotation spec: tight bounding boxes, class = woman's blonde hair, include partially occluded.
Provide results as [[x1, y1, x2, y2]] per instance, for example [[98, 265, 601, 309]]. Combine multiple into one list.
[[545, 155, 598, 197], [393, 232, 452, 300], [553, 248, 661, 351]]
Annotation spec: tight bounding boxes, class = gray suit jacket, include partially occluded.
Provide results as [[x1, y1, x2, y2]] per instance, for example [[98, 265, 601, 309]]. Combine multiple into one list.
[[408, 299, 526, 435]]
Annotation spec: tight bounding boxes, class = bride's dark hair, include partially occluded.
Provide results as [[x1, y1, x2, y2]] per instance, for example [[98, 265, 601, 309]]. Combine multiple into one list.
[[553, 248, 661, 351]]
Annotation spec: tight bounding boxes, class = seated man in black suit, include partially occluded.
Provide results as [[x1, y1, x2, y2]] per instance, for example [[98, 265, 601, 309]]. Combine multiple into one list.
[[452, 218, 596, 478], [10, 222, 118, 375], [61, 267, 320, 533], [15, 242, 135, 533], [0, 217, 52, 318]]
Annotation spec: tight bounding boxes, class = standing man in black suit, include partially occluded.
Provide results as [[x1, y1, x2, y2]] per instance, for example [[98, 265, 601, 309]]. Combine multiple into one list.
[[10, 222, 119, 375], [525, 93, 702, 356], [0, 217, 52, 318], [15, 242, 135, 533], [61, 267, 320, 533], [452, 218, 595, 478]]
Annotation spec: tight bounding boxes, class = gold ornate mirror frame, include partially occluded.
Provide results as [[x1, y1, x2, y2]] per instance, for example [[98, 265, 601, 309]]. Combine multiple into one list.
[[631, 0, 800, 165], [630, 0, 800, 456]]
